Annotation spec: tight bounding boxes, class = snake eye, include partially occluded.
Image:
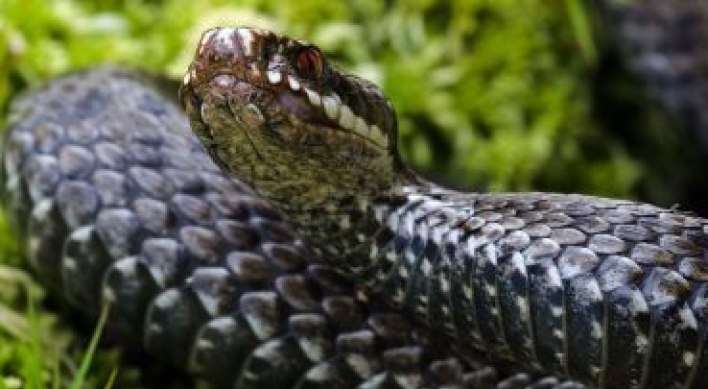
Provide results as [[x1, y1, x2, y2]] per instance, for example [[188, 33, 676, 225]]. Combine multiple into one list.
[[294, 47, 324, 78]]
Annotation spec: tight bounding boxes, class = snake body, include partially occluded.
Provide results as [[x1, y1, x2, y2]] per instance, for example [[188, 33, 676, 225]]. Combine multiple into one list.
[[181, 27, 708, 389], [1, 67, 589, 389]]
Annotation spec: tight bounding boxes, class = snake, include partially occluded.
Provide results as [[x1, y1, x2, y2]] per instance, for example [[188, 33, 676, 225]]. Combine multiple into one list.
[[1, 66, 584, 388], [178, 27, 708, 389], [1, 25, 707, 389]]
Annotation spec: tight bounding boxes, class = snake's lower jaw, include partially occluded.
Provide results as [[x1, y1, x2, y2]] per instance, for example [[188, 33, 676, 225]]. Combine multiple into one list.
[[184, 77, 394, 195]]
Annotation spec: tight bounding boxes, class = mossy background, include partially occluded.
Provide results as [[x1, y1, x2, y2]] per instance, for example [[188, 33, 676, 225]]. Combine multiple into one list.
[[0, 0, 705, 387]]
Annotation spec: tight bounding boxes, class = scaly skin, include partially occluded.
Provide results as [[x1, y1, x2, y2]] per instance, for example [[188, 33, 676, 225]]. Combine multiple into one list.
[[1, 67, 587, 389], [181, 27, 708, 389]]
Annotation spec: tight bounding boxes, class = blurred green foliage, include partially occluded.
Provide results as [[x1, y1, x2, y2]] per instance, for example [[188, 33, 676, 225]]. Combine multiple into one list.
[[0, 0, 687, 387], [0, 0, 643, 197]]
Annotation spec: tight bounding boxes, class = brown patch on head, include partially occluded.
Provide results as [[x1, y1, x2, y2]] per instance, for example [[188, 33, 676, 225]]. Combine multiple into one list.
[[180, 27, 396, 151]]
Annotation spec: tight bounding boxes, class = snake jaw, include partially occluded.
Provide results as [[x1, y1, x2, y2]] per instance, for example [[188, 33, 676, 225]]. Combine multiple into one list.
[[181, 27, 403, 237], [181, 27, 396, 152]]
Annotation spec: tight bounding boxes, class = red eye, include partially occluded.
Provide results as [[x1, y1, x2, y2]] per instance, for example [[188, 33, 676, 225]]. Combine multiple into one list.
[[295, 47, 324, 77]]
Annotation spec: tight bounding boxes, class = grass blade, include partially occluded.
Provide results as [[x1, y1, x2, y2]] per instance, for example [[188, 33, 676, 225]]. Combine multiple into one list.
[[68, 303, 110, 389]]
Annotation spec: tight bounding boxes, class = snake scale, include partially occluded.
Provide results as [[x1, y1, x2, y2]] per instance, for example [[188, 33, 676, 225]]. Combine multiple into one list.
[[180, 27, 708, 389], [2, 24, 708, 389], [0, 68, 582, 389]]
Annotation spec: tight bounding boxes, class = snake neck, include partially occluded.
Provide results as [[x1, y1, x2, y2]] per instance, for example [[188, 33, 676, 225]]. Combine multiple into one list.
[[339, 182, 469, 282], [262, 168, 429, 261]]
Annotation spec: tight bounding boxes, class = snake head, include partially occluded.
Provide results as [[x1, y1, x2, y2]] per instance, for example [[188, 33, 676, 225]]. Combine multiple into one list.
[[180, 27, 402, 206]]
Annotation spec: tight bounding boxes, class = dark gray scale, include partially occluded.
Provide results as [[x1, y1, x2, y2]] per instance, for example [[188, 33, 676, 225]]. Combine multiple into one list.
[[102, 256, 163, 339], [29, 121, 67, 157], [296, 360, 362, 389], [55, 179, 108, 309], [360, 186, 708, 388], [596, 256, 649, 389], [526, 379, 587, 389], [432, 228, 461, 332], [412, 208, 462, 333], [296, 311, 399, 389], [144, 267, 238, 367], [2, 125, 44, 205], [239, 291, 285, 343], [189, 315, 260, 388], [126, 142, 165, 168], [179, 225, 222, 265], [333, 205, 386, 275], [58, 145, 96, 180], [27, 199, 68, 290], [252, 216, 298, 243], [446, 228, 483, 349], [523, 377, 563, 389], [502, 374, 590, 389], [60, 225, 111, 311], [425, 358, 468, 389], [92, 169, 131, 207], [94, 208, 146, 260], [162, 168, 206, 195], [365, 313, 414, 351], [306, 264, 354, 295], [2, 142, 34, 239], [354, 372, 402, 389], [356, 346, 424, 389], [233, 334, 312, 389], [557, 247, 604, 385], [379, 219, 425, 308], [335, 330, 382, 381], [640, 268, 698, 389], [171, 193, 217, 226], [459, 366, 498, 389], [426, 241, 455, 336], [527, 258, 565, 376], [238, 291, 285, 341], [495, 372, 534, 389], [141, 237, 186, 285], [562, 274, 604, 386], [439, 215, 484, 343], [349, 221, 395, 283], [365, 202, 422, 303], [240, 291, 347, 388], [2, 124, 35, 181], [276, 274, 323, 312], [298, 330, 386, 388], [688, 285, 708, 389], [144, 288, 208, 366], [289, 313, 333, 366], [497, 223, 538, 365], [1, 67, 604, 389], [471, 242, 512, 359], [404, 215, 445, 325], [495, 250, 535, 365]]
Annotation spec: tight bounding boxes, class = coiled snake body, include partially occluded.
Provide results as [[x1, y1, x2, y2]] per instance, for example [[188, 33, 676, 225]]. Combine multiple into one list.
[[3, 26, 708, 389], [1, 68, 582, 389], [180, 28, 708, 389]]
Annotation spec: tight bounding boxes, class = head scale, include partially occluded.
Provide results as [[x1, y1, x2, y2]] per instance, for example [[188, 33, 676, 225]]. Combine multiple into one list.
[[180, 27, 404, 215]]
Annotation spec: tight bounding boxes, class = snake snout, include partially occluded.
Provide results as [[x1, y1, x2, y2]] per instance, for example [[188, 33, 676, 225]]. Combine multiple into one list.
[[182, 27, 276, 91]]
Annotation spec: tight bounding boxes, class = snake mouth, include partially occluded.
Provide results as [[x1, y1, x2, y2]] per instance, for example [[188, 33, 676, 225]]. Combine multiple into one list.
[[182, 69, 389, 155], [261, 74, 391, 149], [180, 27, 392, 151]]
